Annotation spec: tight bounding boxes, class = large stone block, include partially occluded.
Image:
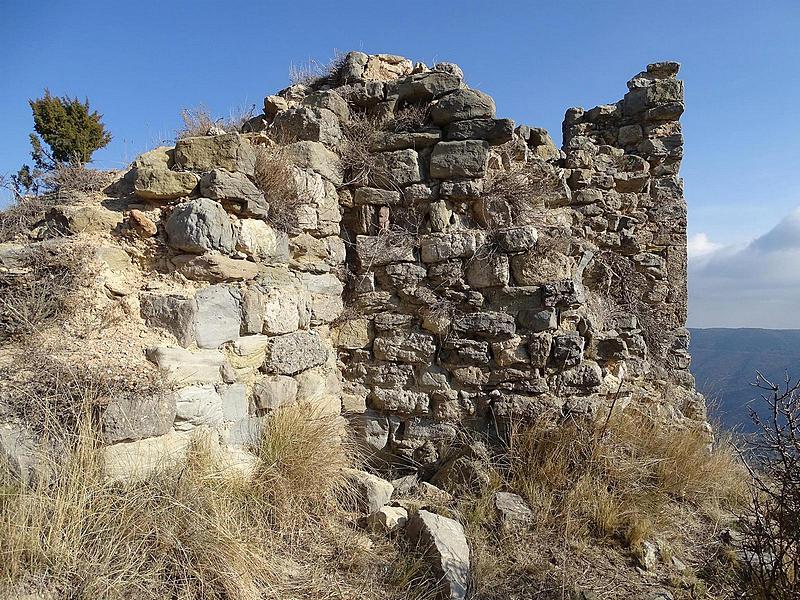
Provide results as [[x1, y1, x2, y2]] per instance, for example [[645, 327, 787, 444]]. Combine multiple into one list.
[[356, 234, 416, 267], [165, 198, 235, 255], [420, 231, 485, 263], [344, 468, 394, 513], [173, 385, 225, 431], [373, 149, 423, 187], [373, 332, 436, 363], [241, 285, 308, 335], [252, 375, 298, 410], [466, 254, 509, 288], [132, 167, 198, 201], [199, 169, 268, 218], [430, 88, 496, 125], [264, 331, 328, 375], [146, 346, 227, 385], [193, 285, 241, 349], [102, 392, 177, 443], [430, 140, 489, 179], [173, 254, 260, 283], [406, 510, 471, 600], [173, 133, 256, 176], [269, 107, 342, 146], [140, 292, 196, 347], [445, 118, 514, 145], [235, 219, 281, 261], [370, 388, 430, 415], [395, 71, 463, 102], [452, 312, 516, 340], [282, 141, 343, 184]]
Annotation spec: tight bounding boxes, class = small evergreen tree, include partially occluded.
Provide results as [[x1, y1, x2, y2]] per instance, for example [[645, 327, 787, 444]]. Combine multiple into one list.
[[28, 90, 111, 168]]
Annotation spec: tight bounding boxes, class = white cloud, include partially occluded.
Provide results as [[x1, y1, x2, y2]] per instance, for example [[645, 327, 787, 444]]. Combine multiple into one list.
[[689, 208, 800, 328], [687, 232, 722, 259]]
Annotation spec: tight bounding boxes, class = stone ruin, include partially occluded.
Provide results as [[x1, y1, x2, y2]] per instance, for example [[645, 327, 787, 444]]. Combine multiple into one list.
[[1, 52, 705, 480]]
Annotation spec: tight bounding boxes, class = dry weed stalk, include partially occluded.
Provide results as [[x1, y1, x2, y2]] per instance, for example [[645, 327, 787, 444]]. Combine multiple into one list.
[[177, 104, 255, 139], [252, 143, 310, 232]]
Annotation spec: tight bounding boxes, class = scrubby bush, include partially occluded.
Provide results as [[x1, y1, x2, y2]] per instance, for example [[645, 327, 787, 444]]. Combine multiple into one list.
[[739, 373, 800, 598], [177, 104, 256, 139], [28, 90, 111, 167]]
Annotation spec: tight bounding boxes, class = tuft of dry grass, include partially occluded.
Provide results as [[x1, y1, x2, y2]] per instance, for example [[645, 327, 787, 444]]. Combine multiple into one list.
[[288, 51, 348, 87], [252, 143, 311, 233], [177, 104, 256, 139], [339, 111, 388, 188], [0, 397, 440, 599], [508, 412, 747, 542], [0, 244, 90, 340], [41, 162, 117, 197]]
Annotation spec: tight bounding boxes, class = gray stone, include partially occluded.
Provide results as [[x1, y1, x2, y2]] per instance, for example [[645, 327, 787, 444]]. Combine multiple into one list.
[[356, 234, 416, 268], [373, 149, 423, 187], [528, 333, 552, 368], [140, 293, 196, 347], [370, 388, 430, 414], [102, 392, 176, 443], [282, 141, 343, 184], [146, 346, 227, 385], [132, 167, 198, 201], [373, 332, 436, 363], [439, 179, 483, 200], [193, 285, 241, 349], [497, 225, 538, 252], [494, 492, 533, 525], [165, 198, 235, 255], [466, 254, 509, 288], [452, 312, 515, 339], [173, 385, 224, 431], [199, 169, 268, 218], [364, 506, 409, 533], [269, 107, 342, 146], [173, 254, 260, 283], [406, 510, 471, 600], [395, 71, 463, 102], [429, 200, 453, 232], [344, 468, 395, 513], [430, 88, 495, 125], [552, 332, 585, 367], [0, 422, 46, 484], [265, 331, 328, 375], [221, 383, 248, 422], [420, 231, 484, 263], [173, 133, 256, 176], [369, 130, 441, 152], [446, 118, 514, 145], [518, 308, 558, 332], [354, 187, 402, 206], [252, 375, 298, 410], [303, 90, 350, 122], [430, 140, 489, 179]]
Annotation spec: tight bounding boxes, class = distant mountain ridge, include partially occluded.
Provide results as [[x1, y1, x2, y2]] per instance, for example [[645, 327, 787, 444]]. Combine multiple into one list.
[[689, 328, 800, 431]]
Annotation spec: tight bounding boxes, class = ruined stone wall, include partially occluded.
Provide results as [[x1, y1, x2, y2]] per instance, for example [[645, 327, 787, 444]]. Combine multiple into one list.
[[2, 53, 705, 480]]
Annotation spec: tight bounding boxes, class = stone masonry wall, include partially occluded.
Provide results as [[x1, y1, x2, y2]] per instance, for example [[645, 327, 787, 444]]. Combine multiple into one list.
[[5, 53, 704, 478]]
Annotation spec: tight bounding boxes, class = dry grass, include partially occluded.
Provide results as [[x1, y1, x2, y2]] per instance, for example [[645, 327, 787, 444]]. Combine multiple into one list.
[[41, 162, 117, 197], [388, 103, 430, 133], [288, 51, 348, 87], [252, 143, 311, 232], [0, 244, 90, 340], [177, 104, 256, 139], [339, 111, 388, 187], [454, 411, 749, 598], [508, 412, 747, 543], [480, 159, 565, 228], [0, 399, 440, 599]]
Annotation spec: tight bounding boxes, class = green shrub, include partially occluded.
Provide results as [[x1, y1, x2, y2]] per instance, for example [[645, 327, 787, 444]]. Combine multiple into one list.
[[28, 90, 111, 167]]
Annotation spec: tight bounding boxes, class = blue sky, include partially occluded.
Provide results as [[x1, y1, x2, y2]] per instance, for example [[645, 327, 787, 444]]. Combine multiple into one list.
[[1, 1, 799, 326]]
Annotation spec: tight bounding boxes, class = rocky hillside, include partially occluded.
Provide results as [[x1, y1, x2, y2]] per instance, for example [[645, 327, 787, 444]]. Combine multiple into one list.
[[0, 53, 748, 599]]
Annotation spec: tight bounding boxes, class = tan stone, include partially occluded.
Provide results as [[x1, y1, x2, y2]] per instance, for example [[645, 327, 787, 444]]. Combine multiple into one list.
[[132, 167, 198, 201]]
